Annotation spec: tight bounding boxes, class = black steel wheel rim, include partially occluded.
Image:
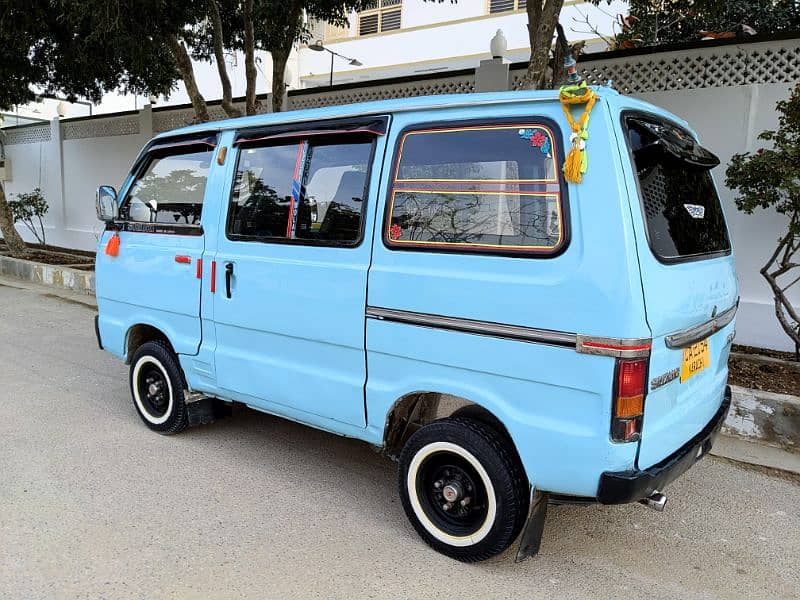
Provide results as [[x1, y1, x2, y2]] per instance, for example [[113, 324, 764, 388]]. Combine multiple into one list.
[[415, 450, 490, 537], [137, 364, 170, 418]]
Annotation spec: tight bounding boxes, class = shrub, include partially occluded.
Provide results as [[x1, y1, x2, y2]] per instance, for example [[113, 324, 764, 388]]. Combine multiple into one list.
[[9, 187, 49, 246], [726, 84, 800, 352]]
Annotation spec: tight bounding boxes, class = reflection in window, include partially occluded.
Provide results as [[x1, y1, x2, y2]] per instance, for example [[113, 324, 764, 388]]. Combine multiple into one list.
[[296, 140, 372, 243], [387, 124, 564, 254], [227, 136, 374, 245], [125, 150, 212, 225], [396, 126, 556, 182], [627, 118, 730, 260], [389, 190, 561, 250], [228, 144, 298, 238]]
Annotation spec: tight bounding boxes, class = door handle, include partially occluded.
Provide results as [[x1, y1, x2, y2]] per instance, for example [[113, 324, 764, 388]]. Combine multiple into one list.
[[224, 262, 234, 299]]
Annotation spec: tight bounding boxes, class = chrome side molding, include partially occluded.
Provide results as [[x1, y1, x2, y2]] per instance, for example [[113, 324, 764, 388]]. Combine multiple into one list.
[[365, 306, 577, 348], [366, 306, 653, 358], [665, 300, 738, 349]]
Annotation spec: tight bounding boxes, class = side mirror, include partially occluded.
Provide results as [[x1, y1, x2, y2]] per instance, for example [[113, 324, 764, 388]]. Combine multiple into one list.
[[95, 185, 118, 222]]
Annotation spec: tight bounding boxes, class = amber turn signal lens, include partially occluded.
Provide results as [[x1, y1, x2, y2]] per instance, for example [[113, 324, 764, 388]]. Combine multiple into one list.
[[615, 394, 644, 418]]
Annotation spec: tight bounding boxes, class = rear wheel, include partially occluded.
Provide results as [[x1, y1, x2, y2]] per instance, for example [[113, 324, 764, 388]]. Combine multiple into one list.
[[398, 417, 528, 562], [129, 341, 189, 435]]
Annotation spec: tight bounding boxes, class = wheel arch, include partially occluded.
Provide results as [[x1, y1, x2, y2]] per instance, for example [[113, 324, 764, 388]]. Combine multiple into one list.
[[125, 323, 175, 364], [382, 391, 524, 476]]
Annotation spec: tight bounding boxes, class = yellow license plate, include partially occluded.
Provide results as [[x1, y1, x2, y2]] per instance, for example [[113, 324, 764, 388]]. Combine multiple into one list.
[[681, 339, 710, 383]]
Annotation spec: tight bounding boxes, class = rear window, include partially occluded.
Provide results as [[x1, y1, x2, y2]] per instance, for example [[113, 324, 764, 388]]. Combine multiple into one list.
[[385, 122, 567, 256], [626, 115, 731, 262]]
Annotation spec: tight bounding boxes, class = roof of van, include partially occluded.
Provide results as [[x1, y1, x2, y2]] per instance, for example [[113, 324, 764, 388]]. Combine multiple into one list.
[[156, 87, 630, 139]]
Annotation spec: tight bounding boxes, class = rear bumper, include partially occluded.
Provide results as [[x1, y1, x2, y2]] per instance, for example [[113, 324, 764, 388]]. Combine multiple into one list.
[[597, 385, 731, 504]]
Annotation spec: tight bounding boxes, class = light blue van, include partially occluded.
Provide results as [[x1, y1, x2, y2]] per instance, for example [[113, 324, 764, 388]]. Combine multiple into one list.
[[94, 88, 737, 562]]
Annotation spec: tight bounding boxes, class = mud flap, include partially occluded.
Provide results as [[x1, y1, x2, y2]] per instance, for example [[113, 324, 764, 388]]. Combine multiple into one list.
[[186, 396, 232, 426], [515, 488, 549, 562]]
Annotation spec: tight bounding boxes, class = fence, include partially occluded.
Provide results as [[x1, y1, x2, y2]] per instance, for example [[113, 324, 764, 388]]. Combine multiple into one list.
[[3, 34, 799, 350]]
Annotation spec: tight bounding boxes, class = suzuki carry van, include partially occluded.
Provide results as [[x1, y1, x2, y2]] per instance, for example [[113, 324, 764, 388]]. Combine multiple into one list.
[[94, 88, 737, 562]]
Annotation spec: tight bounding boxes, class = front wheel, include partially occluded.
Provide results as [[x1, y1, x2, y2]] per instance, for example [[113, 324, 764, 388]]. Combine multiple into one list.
[[129, 341, 189, 435], [398, 417, 528, 562]]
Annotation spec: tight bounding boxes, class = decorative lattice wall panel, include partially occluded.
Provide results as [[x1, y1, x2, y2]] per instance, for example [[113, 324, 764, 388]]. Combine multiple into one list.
[[62, 115, 139, 140], [152, 102, 258, 133], [288, 74, 475, 110], [510, 39, 800, 93], [3, 124, 51, 145], [153, 108, 197, 133]]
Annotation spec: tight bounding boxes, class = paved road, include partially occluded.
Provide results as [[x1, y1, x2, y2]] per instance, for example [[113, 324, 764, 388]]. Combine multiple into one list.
[[1, 281, 798, 599]]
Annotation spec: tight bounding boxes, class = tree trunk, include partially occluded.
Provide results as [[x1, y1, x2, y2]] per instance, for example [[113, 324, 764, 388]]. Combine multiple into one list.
[[168, 35, 210, 123], [521, 0, 565, 90], [271, 50, 289, 113], [208, 0, 242, 118], [0, 182, 27, 257], [760, 221, 800, 348], [243, 0, 260, 116]]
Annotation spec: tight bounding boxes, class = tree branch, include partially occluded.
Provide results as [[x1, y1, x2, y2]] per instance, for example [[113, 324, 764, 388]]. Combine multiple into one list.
[[208, 0, 242, 118], [243, 0, 259, 115], [167, 35, 209, 123]]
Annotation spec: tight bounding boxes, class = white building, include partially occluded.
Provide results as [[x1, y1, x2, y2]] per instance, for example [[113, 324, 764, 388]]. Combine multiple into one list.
[[2, 0, 623, 123], [299, 0, 624, 87]]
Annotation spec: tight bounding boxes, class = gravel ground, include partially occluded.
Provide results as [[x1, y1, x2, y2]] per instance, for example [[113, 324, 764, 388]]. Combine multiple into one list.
[[1, 281, 799, 599]]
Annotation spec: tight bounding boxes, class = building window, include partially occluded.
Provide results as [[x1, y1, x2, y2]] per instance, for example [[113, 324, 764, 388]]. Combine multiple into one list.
[[385, 123, 566, 256], [488, 0, 526, 13], [358, 0, 402, 36]]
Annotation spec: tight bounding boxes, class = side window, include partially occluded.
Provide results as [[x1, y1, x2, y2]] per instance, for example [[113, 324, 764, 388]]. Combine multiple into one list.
[[123, 149, 212, 225], [228, 143, 298, 239], [296, 140, 373, 243], [228, 135, 374, 246], [386, 123, 566, 255]]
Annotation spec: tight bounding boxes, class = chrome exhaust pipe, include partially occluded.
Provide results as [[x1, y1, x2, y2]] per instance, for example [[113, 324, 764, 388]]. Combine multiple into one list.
[[638, 491, 667, 512]]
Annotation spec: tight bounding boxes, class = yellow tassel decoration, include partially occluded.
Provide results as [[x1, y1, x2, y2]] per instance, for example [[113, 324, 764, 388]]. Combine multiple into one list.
[[559, 82, 597, 184]]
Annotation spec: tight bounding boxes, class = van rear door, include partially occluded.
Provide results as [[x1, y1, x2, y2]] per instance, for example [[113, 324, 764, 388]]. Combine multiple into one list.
[[620, 113, 738, 469]]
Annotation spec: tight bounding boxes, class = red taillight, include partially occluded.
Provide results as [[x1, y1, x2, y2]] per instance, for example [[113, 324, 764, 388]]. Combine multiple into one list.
[[612, 358, 648, 442]]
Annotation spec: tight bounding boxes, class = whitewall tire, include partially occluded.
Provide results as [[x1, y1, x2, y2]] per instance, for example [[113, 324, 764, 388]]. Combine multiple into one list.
[[128, 340, 189, 435], [398, 417, 528, 562]]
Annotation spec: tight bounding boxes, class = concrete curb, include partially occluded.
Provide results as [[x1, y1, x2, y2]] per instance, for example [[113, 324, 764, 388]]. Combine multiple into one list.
[[0, 255, 95, 295], [730, 351, 800, 373], [711, 434, 800, 477], [723, 385, 800, 453]]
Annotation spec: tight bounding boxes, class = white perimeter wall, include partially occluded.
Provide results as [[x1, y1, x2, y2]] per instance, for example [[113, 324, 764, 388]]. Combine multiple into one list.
[[3, 38, 799, 351]]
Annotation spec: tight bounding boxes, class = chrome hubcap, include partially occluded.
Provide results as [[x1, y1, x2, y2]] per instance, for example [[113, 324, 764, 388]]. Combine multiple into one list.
[[442, 482, 463, 503]]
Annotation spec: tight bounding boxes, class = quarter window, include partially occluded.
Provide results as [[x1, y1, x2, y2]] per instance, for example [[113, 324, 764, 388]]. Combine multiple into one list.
[[386, 123, 566, 255], [123, 149, 212, 225], [228, 135, 374, 246]]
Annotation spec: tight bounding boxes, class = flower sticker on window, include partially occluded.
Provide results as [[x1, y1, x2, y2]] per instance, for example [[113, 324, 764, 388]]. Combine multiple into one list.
[[518, 127, 552, 158], [389, 223, 403, 240]]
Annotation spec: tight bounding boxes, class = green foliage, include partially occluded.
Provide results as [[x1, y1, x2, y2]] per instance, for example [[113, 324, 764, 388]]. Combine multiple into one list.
[[726, 85, 800, 348], [726, 84, 800, 231], [0, 0, 189, 110], [617, 0, 800, 47], [9, 188, 48, 245]]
